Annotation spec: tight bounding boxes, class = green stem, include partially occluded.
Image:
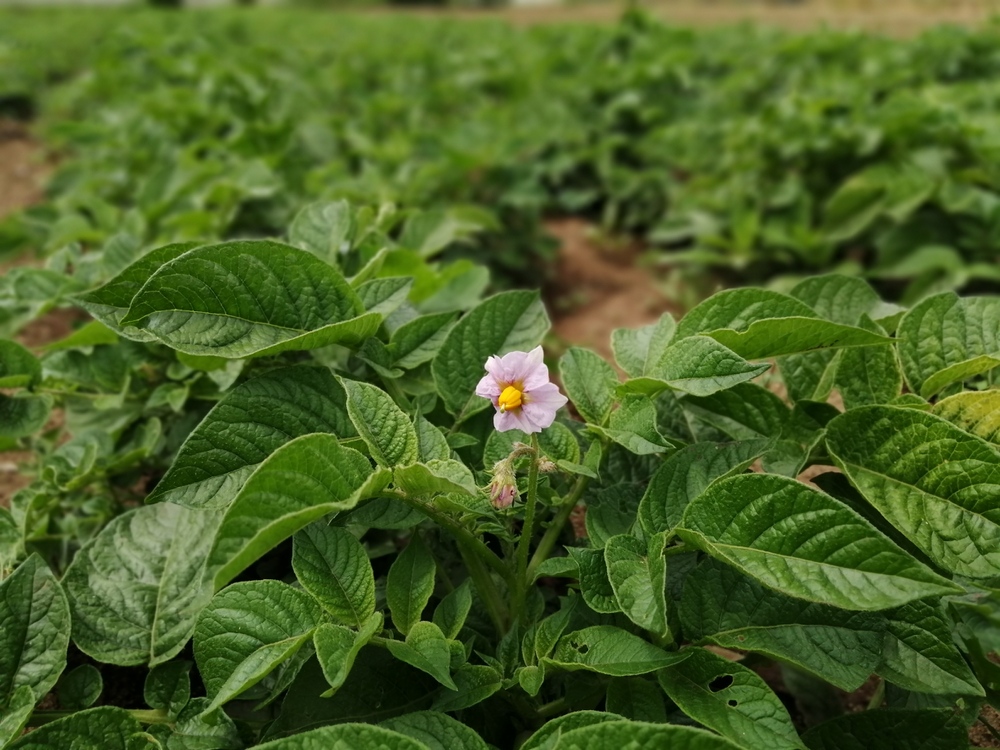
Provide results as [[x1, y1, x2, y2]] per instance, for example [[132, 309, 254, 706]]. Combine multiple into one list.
[[513, 435, 541, 627], [461, 543, 509, 636], [30, 708, 169, 727], [527, 474, 590, 580], [866, 678, 885, 710]]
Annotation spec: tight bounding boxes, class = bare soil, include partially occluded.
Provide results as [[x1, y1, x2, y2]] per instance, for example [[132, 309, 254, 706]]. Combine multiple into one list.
[[546, 218, 680, 362]]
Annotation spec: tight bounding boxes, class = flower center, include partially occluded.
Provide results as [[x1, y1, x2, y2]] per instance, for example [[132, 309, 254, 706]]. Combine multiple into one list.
[[498, 385, 523, 413]]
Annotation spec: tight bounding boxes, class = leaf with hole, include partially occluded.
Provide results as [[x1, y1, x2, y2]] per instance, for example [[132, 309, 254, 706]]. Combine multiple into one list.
[[657, 648, 806, 750], [544, 625, 689, 677]]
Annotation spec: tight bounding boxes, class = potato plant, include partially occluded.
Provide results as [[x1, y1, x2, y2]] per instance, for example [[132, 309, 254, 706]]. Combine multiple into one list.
[[1, 200, 998, 749]]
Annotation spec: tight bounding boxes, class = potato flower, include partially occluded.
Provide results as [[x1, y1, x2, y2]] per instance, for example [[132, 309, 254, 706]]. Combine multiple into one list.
[[475, 346, 567, 434]]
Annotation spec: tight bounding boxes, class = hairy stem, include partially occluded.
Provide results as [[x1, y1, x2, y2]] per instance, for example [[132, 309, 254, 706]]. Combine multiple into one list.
[[527, 474, 590, 580], [513, 434, 541, 626]]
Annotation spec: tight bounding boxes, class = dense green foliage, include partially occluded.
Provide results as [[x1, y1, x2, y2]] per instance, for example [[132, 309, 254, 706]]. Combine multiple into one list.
[[4, 8, 1000, 295], [1, 7, 999, 750]]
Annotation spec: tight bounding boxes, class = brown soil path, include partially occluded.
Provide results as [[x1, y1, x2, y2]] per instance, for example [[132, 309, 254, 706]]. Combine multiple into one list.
[[546, 218, 679, 362]]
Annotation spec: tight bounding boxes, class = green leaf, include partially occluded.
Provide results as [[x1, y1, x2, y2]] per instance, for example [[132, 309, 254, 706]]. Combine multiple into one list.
[[433, 580, 472, 640], [933, 390, 1000, 445], [64, 503, 220, 666], [432, 290, 549, 418], [381, 711, 489, 750], [148, 365, 353, 509], [835, 318, 903, 409], [0, 555, 69, 709], [604, 535, 666, 635], [0, 393, 51, 439], [0, 685, 34, 747], [826, 405, 1000, 578], [293, 523, 375, 628], [605, 678, 668, 723], [394, 460, 478, 498], [195, 580, 323, 712], [637, 440, 770, 535], [678, 473, 961, 610], [41, 321, 119, 353], [210, 434, 388, 590], [430, 664, 501, 712], [878, 599, 983, 696], [519, 711, 625, 750], [387, 535, 436, 636], [5, 706, 141, 750], [611, 313, 676, 378], [288, 200, 352, 263], [314, 612, 382, 696], [400, 206, 493, 258], [790, 275, 887, 326], [56, 664, 102, 710], [554, 720, 744, 750], [119, 240, 378, 358], [415, 415, 451, 462], [590, 396, 672, 455], [391, 312, 457, 370], [168, 697, 242, 750], [385, 621, 457, 689], [144, 661, 192, 720], [801, 708, 967, 750], [75, 242, 200, 340], [256, 723, 426, 750], [343, 379, 419, 467], [680, 559, 883, 692], [676, 288, 888, 359], [358, 276, 413, 317], [560, 347, 618, 425], [657, 648, 806, 750], [565, 547, 619, 614], [544, 625, 689, 677], [897, 293, 1000, 398], [621, 337, 770, 398], [0, 339, 40, 388]]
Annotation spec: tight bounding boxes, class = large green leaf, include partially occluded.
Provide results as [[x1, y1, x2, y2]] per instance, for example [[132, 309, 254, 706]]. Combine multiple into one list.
[[520, 711, 626, 750], [637, 440, 770, 534], [390, 312, 457, 370], [0, 555, 70, 709], [560, 347, 618, 425], [6, 706, 141, 750], [658, 648, 805, 750], [74, 242, 201, 340], [877, 599, 983, 696], [210, 434, 389, 590], [681, 559, 883, 691], [119, 240, 379, 357], [675, 288, 888, 359], [194, 580, 323, 712], [387, 535, 436, 636], [826, 405, 1000, 578], [381, 711, 489, 750], [620, 336, 769, 398], [148, 365, 353, 509], [544, 625, 689, 676], [0, 393, 51, 439], [288, 200, 352, 264], [611, 313, 676, 378], [678, 473, 961, 610], [255, 723, 426, 750], [897, 293, 1000, 398], [64, 503, 220, 666], [933, 390, 1000, 445], [432, 290, 549, 418], [0, 686, 34, 747], [801, 708, 967, 750], [343, 378, 419, 467], [554, 720, 744, 750], [293, 523, 375, 628]]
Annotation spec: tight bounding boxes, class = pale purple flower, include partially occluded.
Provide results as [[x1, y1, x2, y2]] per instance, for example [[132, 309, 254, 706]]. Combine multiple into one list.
[[475, 346, 568, 434]]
